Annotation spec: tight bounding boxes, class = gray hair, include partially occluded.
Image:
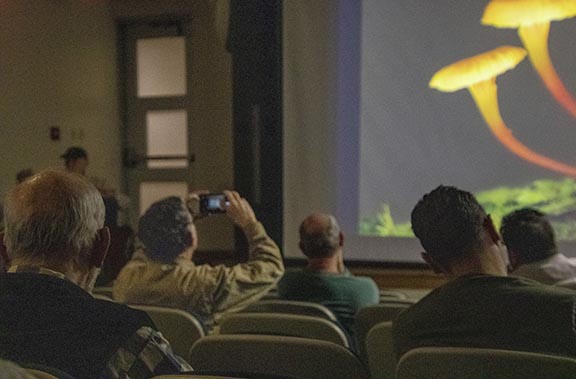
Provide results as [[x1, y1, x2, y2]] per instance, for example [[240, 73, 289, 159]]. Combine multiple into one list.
[[3, 170, 105, 268], [299, 213, 341, 258]]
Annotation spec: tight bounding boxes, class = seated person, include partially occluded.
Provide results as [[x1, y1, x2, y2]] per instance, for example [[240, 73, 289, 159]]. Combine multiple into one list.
[[60, 146, 122, 227], [393, 186, 576, 359], [113, 191, 284, 329], [501, 208, 576, 289], [277, 213, 379, 341], [0, 170, 190, 378]]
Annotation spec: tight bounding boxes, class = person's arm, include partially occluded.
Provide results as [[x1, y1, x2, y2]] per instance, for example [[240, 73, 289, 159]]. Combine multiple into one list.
[[104, 326, 192, 378], [207, 191, 285, 314]]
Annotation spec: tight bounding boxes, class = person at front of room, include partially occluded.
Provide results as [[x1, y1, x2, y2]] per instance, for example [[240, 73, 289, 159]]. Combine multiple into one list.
[[113, 191, 284, 329], [0, 170, 190, 378], [393, 185, 576, 360], [277, 213, 379, 343], [501, 207, 576, 289], [60, 146, 125, 227]]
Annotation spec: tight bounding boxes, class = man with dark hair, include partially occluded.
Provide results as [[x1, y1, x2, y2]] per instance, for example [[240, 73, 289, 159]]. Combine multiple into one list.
[[278, 213, 379, 340], [501, 208, 576, 288], [393, 186, 576, 359], [0, 170, 190, 378], [113, 191, 284, 329]]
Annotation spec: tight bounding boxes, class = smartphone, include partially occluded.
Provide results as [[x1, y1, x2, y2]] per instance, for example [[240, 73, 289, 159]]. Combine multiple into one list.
[[199, 193, 229, 214]]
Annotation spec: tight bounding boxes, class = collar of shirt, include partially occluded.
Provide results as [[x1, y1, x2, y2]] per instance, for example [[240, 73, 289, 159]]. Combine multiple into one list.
[[8, 265, 69, 282]]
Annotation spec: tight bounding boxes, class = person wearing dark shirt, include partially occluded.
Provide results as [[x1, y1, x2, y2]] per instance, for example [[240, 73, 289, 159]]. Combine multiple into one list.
[[0, 170, 190, 378], [393, 186, 576, 360]]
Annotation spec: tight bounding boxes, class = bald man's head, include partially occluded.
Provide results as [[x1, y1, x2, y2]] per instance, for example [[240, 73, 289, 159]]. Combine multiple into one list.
[[3, 170, 105, 270], [299, 213, 342, 258]]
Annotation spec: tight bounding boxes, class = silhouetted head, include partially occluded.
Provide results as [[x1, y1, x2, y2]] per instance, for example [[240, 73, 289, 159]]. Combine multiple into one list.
[[299, 213, 342, 259], [500, 208, 556, 269], [411, 185, 505, 274], [138, 197, 196, 263], [3, 170, 109, 290], [15, 168, 33, 184], [61, 146, 88, 176]]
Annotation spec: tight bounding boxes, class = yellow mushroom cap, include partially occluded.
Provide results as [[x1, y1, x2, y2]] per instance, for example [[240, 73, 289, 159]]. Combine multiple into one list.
[[482, 0, 576, 28], [429, 46, 527, 92]]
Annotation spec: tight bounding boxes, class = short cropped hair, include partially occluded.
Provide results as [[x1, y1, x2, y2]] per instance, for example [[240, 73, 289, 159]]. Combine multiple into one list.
[[138, 197, 193, 263], [500, 208, 556, 264], [3, 170, 105, 268], [411, 186, 486, 264], [299, 214, 341, 258]]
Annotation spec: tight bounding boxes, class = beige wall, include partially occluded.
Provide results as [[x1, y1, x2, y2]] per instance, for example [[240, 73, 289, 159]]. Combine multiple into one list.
[[283, 0, 339, 256], [0, 0, 234, 250], [0, 0, 121, 199]]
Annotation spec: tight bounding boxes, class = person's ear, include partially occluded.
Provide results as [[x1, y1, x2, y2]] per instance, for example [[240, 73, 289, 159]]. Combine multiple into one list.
[[89, 227, 110, 269], [421, 251, 446, 274], [184, 229, 194, 248], [483, 215, 502, 245], [506, 248, 519, 272], [338, 232, 344, 247]]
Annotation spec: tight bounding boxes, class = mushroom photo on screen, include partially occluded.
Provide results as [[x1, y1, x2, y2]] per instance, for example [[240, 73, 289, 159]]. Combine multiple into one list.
[[482, 0, 576, 119], [429, 45, 576, 177]]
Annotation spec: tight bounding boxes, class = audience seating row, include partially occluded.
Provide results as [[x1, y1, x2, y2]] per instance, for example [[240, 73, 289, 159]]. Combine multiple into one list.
[[220, 312, 350, 348], [188, 334, 368, 379], [19, 291, 576, 379], [90, 288, 422, 376]]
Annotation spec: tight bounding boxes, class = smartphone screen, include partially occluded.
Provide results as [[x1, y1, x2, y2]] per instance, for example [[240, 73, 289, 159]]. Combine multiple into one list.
[[200, 194, 228, 214]]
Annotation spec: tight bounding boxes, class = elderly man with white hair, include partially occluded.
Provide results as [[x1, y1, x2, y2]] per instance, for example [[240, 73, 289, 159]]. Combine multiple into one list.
[[0, 170, 190, 379]]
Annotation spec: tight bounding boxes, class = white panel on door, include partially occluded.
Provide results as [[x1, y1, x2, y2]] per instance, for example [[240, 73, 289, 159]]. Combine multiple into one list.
[[139, 181, 189, 215], [146, 109, 189, 169], [137, 36, 186, 98]]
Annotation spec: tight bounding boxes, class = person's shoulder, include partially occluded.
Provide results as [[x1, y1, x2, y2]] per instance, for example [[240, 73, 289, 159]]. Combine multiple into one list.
[[92, 296, 154, 327], [278, 268, 306, 285], [452, 274, 576, 301]]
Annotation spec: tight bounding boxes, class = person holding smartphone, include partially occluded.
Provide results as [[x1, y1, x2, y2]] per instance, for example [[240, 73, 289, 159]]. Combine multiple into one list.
[[112, 190, 284, 329]]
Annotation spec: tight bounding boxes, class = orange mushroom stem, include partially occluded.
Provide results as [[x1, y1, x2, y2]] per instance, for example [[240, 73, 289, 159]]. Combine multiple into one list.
[[482, 0, 576, 119], [518, 22, 576, 119], [469, 78, 576, 177]]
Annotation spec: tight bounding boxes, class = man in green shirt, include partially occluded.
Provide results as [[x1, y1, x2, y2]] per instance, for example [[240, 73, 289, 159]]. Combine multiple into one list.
[[393, 186, 576, 359], [278, 213, 379, 344]]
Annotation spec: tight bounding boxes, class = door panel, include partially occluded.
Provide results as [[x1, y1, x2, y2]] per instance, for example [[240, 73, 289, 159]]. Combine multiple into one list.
[[121, 20, 195, 224]]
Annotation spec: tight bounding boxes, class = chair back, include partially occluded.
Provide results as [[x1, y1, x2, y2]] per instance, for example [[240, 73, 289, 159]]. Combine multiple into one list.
[[92, 286, 113, 299], [396, 347, 576, 379], [189, 334, 369, 379], [220, 312, 349, 348], [365, 321, 396, 379], [378, 290, 408, 301], [26, 369, 60, 379], [92, 293, 113, 301], [355, 303, 412, 363], [240, 300, 338, 322], [129, 304, 205, 361], [152, 371, 298, 379], [19, 363, 75, 379]]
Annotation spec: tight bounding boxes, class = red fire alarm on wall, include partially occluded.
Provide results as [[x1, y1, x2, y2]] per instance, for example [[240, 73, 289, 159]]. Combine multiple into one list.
[[50, 126, 60, 141]]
